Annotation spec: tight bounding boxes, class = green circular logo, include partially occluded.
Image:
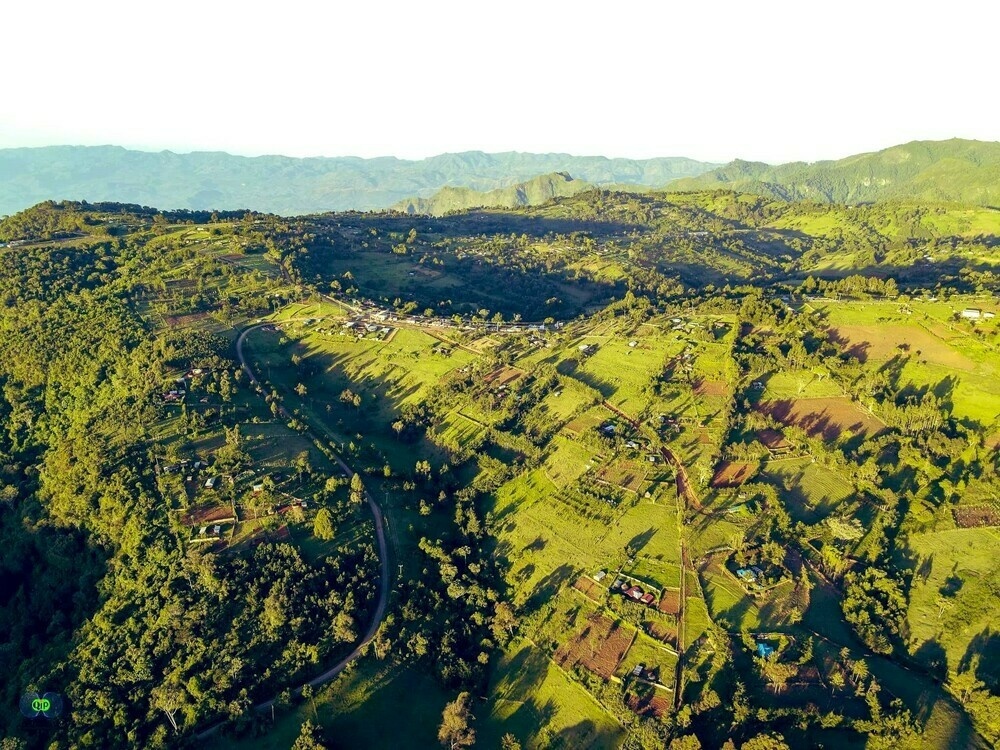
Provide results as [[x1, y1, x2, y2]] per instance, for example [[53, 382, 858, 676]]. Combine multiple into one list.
[[32, 697, 52, 712]]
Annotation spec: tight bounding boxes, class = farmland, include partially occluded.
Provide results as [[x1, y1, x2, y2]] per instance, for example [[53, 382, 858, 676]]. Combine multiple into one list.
[[4, 194, 1000, 750]]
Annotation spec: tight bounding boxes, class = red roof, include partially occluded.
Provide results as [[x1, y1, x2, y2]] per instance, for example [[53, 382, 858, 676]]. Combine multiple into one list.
[[626, 586, 643, 600], [640, 593, 656, 605]]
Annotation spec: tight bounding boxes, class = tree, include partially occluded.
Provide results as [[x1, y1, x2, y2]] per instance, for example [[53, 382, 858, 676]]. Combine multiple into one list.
[[313, 508, 335, 540], [292, 719, 327, 750], [500, 733, 522, 750], [438, 692, 476, 750], [492, 601, 517, 639], [670, 736, 702, 750], [741, 733, 791, 750], [350, 472, 365, 504]]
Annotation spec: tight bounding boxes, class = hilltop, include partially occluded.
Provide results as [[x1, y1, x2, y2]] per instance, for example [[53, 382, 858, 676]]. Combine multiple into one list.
[[0, 146, 718, 217], [393, 172, 597, 215], [667, 139, 1000, 205]]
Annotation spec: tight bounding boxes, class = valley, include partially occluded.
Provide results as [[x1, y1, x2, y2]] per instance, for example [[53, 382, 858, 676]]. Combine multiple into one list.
[[0, 190, 997, 749]]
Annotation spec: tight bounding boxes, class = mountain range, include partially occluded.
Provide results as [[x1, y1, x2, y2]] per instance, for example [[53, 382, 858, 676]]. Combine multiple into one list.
[[666, 138, 1000, 206], [0, 146, 716, 217], [3, 139, 999, 218]]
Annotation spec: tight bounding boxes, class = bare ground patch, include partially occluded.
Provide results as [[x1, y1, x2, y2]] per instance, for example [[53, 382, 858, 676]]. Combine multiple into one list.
[[555, 614, 635, 679], [711, 461, 756, 489], [758, 397, 885, 441], [827, 324, 974, 370]]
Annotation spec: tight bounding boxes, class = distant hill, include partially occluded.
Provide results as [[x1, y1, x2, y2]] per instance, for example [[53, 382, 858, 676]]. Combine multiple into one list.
[[666, 139, 1000, 206], [0, 146, 719, 217], [393, 172, 597, 215]]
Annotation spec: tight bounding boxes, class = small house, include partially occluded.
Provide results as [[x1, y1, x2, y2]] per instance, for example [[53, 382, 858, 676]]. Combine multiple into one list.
[[961, 308, 982, 320], [594, 570, 607, 582], [625, 586, 644, 601], [628, 340, 638, 348], [204, 476, 217, 489], [756, 642, 775, 659], [736, 568, 757, 583], [631, 664, 644, 677], [640, 592, 656, 606]]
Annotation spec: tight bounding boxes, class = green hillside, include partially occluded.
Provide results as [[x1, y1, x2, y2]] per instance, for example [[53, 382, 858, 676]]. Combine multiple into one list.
[[668, 139, 1000, 206], [393, 172, 596, 215], [0, 146, 719, 217]]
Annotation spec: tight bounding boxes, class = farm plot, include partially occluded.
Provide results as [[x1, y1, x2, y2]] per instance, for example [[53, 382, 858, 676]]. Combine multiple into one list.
[[563, 407, 606, 437], [953, 504, 1000, 528], [483, 365, 525, 388], [616, 632, 679, 686], [573, 575, 607, 602], [658, 589, 682, 616], [711, 460, 757, 488], [596, 457, 648, 494], [484, 642, 626, 750], [555, 613, 636, 679], [698, 555, 761, 631], [761, 456, 856, 523], [435, 409, 486, 451], [577, 335, 681, 414], [758, 397, 885, 441], [903, 528, 1000, 688], [543, 433, 600, 487], [827, 324, 975, 370]]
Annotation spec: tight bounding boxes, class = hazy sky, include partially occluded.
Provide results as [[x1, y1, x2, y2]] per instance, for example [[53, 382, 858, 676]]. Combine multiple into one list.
[[2, 0, 997, 164]]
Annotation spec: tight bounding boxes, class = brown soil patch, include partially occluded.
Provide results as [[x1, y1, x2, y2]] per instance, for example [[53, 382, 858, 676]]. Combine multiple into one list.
[[597, 459, 647, 493], [183, 503, 237, 526], [646, 621, 677, 648], [555, 614, 634, 679], [694, 379, 729, 397], [953, 505, 1000, 528], [827, 324, 974, 370], [985, 433, 1000, 451], [697, 428, 713, 445], [658, 589, 682, 615], [711, 461, 756, 488], [573, 576, 604, 601], [757, 428, 792, 452], [565, 412, 603, 436], [627, 692, 672, 718], [165, 311, 211, 327], [483, 365, 524, 387], [758, 397, 885, 441]]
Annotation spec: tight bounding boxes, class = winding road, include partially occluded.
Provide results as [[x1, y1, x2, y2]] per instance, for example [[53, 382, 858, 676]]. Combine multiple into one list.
[[195, 320, 391, 739]]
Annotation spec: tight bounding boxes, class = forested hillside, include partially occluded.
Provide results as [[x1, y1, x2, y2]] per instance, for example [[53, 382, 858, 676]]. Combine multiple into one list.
[[393, 172, 595, 215], [0, 147, 717, 217], [667, 139, 1000, 206], [1, 194, 998, 749]]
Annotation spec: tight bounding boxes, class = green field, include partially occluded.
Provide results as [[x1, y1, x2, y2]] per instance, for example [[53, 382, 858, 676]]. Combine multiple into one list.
[[482, 641, 626, 750], [761, 456, 857, 523], [904, 528, 1000, 687]]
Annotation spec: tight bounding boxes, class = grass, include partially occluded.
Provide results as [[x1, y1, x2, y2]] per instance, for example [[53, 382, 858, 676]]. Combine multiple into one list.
[[814, 299, 1000, 428], [482, 640, 626, 750], [903, 528, 1000, 686], [698, 557, 761, 631], [543, 434, 600, 487], [762, 369, 845, 400], [616, 631, 679, 683], [626, 558, 681, 590], [760, 456, 857, 523], [208, 660, 451, 750]]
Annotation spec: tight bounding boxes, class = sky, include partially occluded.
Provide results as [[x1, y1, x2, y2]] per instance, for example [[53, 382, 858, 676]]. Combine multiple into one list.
[[2, 0, 998, 165]]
